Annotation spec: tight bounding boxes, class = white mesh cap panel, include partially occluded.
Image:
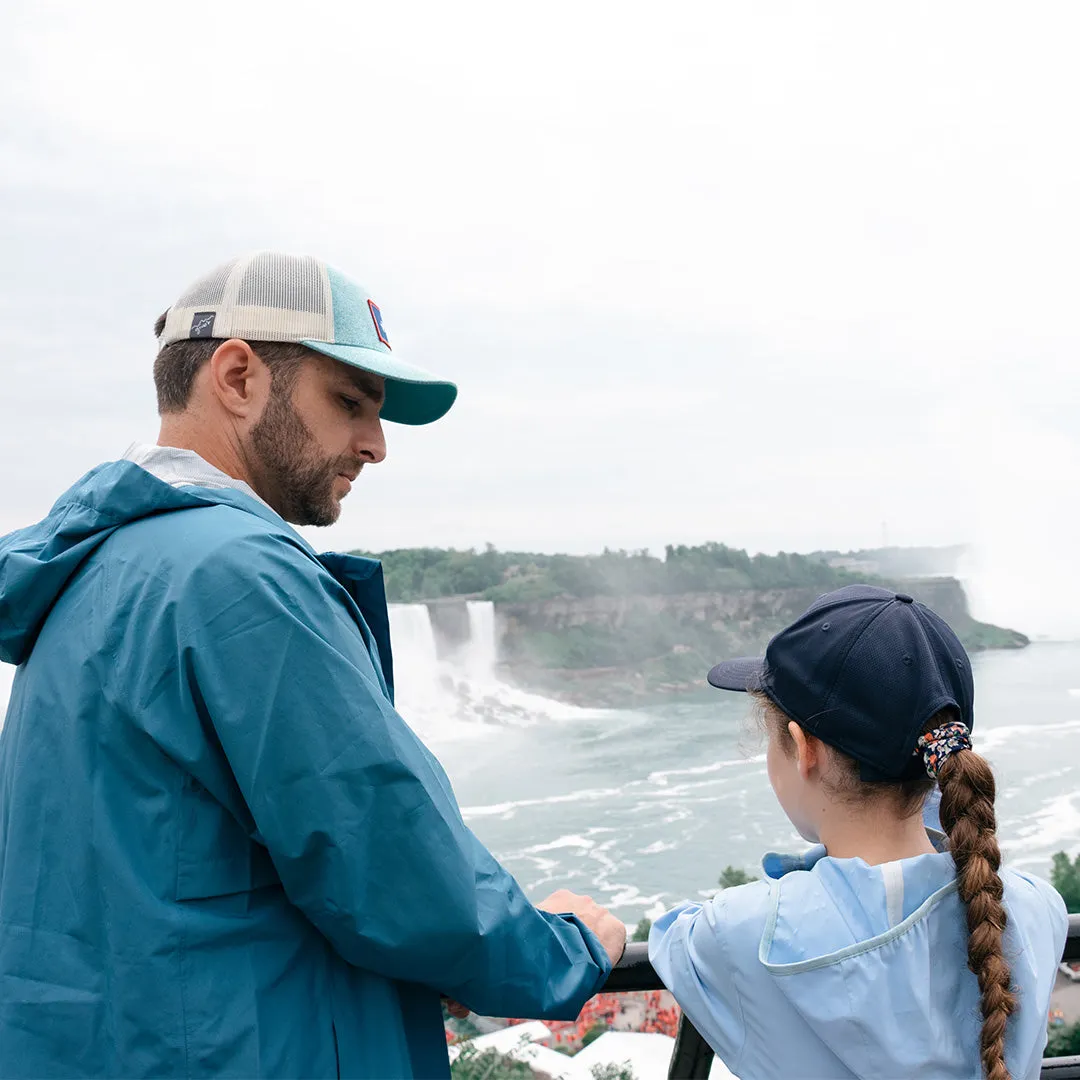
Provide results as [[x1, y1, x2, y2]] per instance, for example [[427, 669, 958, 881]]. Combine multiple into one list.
[[159, 253, 335, 346], [236, 253, 326, 313], [173, 257, 239, 308]]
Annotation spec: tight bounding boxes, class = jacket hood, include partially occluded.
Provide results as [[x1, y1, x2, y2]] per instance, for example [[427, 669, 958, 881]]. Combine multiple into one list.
[[757, 844, 1063, 1078], [0, 461, 388, 669], [2, 463, 204, 663]]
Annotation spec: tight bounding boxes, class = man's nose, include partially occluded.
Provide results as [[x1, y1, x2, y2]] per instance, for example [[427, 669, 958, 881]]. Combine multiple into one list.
[[357, 417, 387, 464]]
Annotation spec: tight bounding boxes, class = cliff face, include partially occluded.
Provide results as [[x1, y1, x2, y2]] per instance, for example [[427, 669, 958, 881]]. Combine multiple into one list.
[[499, 586, 824, 643], [494, 577, 1027, 706]]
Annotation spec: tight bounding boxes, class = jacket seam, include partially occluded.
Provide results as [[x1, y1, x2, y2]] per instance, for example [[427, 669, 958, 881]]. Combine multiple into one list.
[[759, 879, 959, 974], [719, 896, 751, 1076]]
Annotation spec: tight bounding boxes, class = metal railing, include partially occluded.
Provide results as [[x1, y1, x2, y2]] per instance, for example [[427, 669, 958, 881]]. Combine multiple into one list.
[[599, 913, 1080, 1079]]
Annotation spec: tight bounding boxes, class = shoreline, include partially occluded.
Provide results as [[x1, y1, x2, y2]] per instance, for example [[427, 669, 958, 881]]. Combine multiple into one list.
[[498, 638, 1036, 710]]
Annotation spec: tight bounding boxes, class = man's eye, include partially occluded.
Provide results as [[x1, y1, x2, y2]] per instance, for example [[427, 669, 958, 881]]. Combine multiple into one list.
[[340, 395, 362, 413]]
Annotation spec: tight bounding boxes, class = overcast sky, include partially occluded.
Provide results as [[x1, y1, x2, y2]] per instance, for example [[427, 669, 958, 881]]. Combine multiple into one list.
[[1, 1, 1077, 637]]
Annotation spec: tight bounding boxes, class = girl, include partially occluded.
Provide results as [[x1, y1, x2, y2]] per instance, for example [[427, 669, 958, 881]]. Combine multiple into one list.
[[650, 585, 1067, 1080]]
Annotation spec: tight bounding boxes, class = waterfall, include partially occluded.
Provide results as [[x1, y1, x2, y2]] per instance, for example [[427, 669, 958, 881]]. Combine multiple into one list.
[[386, 600, 588, 741], [386, 604, 447, 728], [462, 600, 497, 681], [387, 604, 439, 678]]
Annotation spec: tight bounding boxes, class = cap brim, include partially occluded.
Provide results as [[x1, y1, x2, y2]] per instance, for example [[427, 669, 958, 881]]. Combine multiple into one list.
[[707, 657, 766, 692], [301, 340, 457, 426]]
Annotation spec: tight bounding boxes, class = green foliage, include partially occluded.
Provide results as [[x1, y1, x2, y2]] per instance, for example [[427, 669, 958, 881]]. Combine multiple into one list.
[[355, 542, 870, 605], [664, 543, 862, 593], [354, 545, 509, 603], [589, 1063, 637, 1080], [1051, 852, 1080, 914], [581, 1021, 609, 1047], [448, 1033, 636, 1079], [718, 865, 758, 888], [1047, 1020, 1080, 1058], [481, 574, 565, 603], [631, 917, 652, 942], [449, 1040, 533, 1080], [518, 626, 627, 670]]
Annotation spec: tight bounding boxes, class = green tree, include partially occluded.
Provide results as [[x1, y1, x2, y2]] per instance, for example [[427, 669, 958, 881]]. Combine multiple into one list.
[[1047, 1020, 1080, 1058], [631, 917, 652, 942], [359, 541, 872, 604], [581, 1020, 609, 1047], [589, 1063, 637, 1080], [718, 865, 758, 889], [449, 1041, 532, 1080], [1051, 852, 1080, 914]]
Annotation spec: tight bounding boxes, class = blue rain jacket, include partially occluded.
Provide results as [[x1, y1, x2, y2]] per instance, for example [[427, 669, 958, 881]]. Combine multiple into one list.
[[0, 462, 610, 1078], [651, 838, 1067, 1080]]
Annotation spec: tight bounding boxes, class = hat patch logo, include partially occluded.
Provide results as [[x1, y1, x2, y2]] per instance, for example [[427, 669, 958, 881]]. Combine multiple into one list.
[[190, 312, 216, 338], [368, 299, 391, 349]]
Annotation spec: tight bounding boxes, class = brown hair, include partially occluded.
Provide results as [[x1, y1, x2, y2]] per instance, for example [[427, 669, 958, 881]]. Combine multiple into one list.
[[937, 744, 1015, 1080], [152, 310, 308, 414], [759, 696, 1014, 1080]]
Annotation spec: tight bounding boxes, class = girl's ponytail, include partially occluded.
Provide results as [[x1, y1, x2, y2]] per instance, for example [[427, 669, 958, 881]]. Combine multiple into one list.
[[932, 729, 1016, 1080]]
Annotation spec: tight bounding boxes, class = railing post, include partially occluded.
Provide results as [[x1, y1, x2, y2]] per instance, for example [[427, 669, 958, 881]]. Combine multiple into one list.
[[667, 1014, 714, 1079]]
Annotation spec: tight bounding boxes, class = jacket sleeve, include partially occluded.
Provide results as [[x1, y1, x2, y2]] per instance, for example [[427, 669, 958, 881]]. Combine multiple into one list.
[[649, 898, 746, 1067], [176, 533, 610, 1018]]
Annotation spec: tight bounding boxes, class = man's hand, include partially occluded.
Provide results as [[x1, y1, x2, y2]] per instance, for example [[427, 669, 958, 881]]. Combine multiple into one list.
[[537, 889, 626, 968], [442, 996, 470, 1019], [440, 892, 624, 1018]]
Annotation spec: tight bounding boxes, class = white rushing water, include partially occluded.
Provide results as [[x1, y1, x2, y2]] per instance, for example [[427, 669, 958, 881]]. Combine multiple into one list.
[[462, 600, 497, 681], [386, 600, 590, 742], [384, 602, 442, 720]]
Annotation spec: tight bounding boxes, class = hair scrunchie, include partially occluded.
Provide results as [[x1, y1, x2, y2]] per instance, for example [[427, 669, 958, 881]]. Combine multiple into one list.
[[915, 720, 973, 778]]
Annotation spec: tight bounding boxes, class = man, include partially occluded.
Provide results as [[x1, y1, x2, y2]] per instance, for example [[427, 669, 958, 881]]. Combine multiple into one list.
[[0, 252, 625, 1078]]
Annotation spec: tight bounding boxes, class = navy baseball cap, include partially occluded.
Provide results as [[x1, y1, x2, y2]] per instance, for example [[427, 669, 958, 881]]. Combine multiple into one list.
[[707, 584, 974, 782]]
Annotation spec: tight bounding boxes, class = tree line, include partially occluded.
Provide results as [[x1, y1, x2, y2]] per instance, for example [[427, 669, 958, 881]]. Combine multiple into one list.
[[354, 542, 871, 605]]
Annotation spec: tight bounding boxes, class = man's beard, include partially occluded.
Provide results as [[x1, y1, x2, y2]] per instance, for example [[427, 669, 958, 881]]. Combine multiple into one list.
[[249, 390, 355, 527]]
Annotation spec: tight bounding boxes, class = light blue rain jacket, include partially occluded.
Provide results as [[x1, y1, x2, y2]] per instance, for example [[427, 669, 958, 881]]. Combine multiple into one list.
[[651, 837, 1067, 1080], [0, 462, 610, 1079]]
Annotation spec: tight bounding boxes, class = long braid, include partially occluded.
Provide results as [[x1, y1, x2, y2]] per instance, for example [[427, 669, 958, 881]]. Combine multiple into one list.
[[937, 746, 1016, 1080]]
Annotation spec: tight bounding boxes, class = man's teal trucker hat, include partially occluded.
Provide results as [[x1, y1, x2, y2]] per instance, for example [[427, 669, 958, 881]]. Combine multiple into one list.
[[158, 251, 457, 425]]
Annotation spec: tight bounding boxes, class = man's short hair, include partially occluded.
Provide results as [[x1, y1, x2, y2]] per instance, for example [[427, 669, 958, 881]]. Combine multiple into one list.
[[152, 310, 308, 414]]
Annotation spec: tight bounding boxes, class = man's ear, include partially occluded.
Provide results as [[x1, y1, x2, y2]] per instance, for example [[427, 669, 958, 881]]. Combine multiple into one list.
[[788, 721, 822, 780], [205, 339, 268, 419]]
